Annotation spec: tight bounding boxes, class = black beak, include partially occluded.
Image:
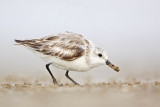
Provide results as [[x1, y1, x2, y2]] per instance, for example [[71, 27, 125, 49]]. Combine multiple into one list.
[[106, 60, 111, 65], [106, 60, 120, 72]]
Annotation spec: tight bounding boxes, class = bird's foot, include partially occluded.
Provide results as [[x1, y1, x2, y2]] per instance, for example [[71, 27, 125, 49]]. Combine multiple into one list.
[[73, 82, 80, 85]]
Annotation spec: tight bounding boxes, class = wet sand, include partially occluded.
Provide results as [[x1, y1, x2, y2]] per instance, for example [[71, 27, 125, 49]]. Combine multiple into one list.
[[0, 79, 160, 107]]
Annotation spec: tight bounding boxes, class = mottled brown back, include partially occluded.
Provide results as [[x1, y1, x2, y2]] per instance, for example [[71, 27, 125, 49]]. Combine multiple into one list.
[[15, 32, 89, 61]]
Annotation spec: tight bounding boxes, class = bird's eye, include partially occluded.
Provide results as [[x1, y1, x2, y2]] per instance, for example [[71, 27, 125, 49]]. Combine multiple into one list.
[[98, 53, 102, 57]]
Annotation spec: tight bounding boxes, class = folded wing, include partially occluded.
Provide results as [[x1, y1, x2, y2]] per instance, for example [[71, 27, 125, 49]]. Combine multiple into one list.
[[15, 32, 87, 61]]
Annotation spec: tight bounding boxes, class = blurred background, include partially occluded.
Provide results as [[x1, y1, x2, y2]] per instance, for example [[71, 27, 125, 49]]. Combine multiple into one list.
[[0, 0, 160, 83]]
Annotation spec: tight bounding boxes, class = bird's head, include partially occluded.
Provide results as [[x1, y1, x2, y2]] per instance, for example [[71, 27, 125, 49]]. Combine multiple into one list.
[[89, 47, 120, 72]]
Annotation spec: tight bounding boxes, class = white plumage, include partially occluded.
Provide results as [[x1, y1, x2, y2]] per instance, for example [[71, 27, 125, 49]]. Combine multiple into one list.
[[15, 31, 119, 85]]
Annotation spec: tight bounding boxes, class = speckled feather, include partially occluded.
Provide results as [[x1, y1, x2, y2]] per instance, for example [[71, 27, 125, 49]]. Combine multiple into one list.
[[15, 32, 89, 61]]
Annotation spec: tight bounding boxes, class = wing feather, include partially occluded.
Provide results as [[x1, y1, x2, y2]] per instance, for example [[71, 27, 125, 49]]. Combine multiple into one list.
[[15, 32, 87, 61]]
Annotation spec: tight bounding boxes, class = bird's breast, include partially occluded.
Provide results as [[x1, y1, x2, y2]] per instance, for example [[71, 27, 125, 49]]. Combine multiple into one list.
[[42, 54, 90, 72]]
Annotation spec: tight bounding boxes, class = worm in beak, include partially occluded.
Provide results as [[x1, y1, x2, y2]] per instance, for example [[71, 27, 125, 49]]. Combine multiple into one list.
[[106, 60, 120, 72]]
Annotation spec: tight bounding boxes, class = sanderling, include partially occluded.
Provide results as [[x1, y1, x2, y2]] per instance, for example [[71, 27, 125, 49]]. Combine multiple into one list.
[[15, 31, 120, 85]]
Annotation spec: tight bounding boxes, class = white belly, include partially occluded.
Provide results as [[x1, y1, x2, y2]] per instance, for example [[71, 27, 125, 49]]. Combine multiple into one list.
[[34, 50, 90, 72], [52, 56, 90, 72]]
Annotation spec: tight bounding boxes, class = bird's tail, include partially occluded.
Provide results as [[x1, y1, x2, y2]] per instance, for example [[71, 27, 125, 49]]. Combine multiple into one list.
[[14, 39, 26, 45]]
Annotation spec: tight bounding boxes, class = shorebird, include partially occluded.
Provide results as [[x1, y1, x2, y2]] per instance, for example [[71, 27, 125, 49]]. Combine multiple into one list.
[[15, 32, 120, 85]]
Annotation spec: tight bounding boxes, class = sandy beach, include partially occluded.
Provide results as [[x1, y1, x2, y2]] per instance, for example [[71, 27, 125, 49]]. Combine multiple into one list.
[[0, 78, 160, 107]]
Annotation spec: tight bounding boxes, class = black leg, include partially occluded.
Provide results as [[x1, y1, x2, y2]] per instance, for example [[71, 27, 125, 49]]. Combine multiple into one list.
[[46, 63, 58, 85], [65, 70, 79, 85]]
